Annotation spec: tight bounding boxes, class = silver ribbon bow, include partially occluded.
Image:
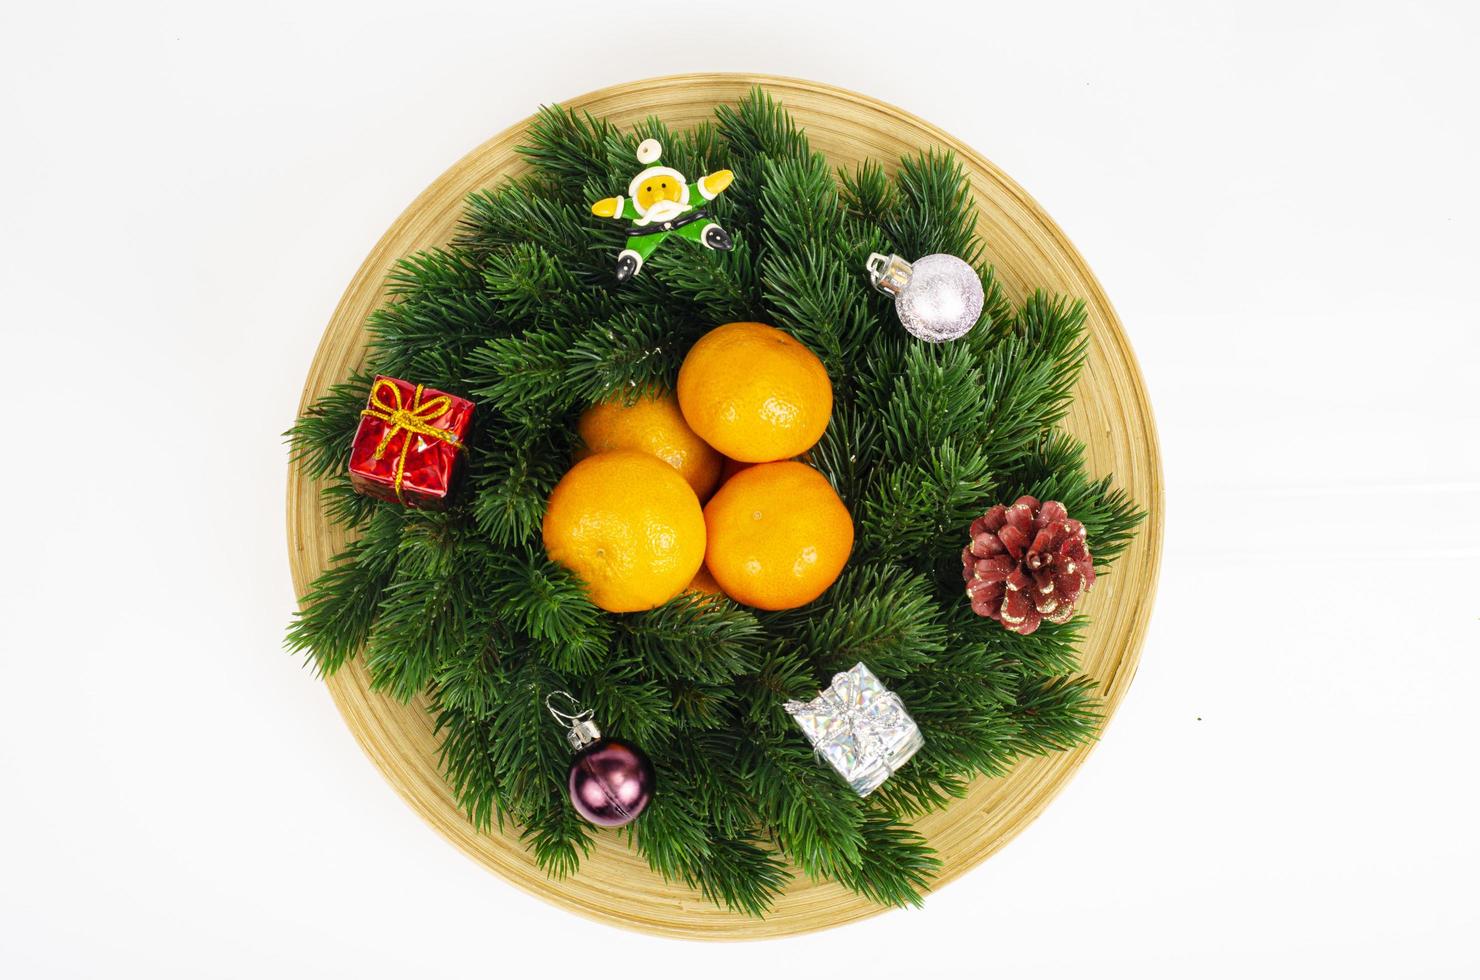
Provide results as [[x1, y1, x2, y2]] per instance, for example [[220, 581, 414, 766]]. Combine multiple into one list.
[[784, 662, 924, 796]]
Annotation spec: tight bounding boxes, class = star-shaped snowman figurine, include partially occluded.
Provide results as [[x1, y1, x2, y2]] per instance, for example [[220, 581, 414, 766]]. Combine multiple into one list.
[[590, 138, 736, 283]]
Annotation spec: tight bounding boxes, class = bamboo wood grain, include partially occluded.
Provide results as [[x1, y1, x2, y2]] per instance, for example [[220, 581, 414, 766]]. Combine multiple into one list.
[[286, 73, 1164, 940]]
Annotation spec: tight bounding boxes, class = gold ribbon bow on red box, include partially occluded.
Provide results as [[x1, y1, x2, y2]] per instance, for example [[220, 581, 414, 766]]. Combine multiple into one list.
[[359, 378, 465, 500]]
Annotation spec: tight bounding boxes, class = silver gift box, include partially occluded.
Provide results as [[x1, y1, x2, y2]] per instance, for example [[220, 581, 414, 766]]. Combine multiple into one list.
[[784, 662, 924, 796]]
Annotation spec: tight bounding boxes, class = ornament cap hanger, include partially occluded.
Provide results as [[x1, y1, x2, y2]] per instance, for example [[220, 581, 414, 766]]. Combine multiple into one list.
[[866, 252, 914, 297], [545, 690, 602, 751]]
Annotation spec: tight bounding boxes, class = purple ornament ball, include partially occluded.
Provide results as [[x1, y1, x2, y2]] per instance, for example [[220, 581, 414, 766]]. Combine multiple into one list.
[[567, 738, 655, 827]]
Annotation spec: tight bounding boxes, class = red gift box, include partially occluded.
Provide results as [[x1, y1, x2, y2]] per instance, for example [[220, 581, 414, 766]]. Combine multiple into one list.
[[348, 376, 474, 508]]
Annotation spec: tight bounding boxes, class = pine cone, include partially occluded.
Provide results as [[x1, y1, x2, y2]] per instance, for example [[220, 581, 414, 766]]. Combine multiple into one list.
[[962, 496, 1095, 635]]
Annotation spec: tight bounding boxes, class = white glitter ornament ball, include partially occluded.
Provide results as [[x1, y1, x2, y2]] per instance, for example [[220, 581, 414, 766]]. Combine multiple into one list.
[[866, 252, 985, 343]]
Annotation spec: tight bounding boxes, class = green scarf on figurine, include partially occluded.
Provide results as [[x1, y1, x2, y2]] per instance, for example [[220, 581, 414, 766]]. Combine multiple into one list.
[[590, 138, 735, 282]]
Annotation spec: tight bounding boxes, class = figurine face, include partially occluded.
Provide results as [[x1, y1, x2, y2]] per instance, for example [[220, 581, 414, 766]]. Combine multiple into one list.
[[635, 175, 683, 210]]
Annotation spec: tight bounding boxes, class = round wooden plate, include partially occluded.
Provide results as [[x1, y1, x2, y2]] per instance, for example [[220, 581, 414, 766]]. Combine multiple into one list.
[[287, 73, 1163, 940]]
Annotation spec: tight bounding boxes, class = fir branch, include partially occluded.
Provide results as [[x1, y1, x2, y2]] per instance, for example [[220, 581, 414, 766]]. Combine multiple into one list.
[[1009, 674, 1102, 755], [948, 605, 1089, 679], [839, 159, 899, 230], [797, 564, 946, 678], [831, 812, 941, 907], [666, 679, 732, 730], [627, 790, 713, 886], [363, 521, 476, 702], [685, 833, 792, 917], [859, 441, 994, 565], [579, 659, 679, 750], [319, 478, 381, 530], [432, 641, 505, 720], [619, 594, 764, 684], [760, 242, 861, 380], [652, 236, 765, 324], [806, 399, 882, 510], [741, 646, 822, 731], [562, 309, 693, 404], [744, 732, 867, 882], [436, 700, 505, 832], [864, 756, 970, 819], [519, 105, 622, 204], [885, 150, 983, 266], [469, 427, 567, 549], [286, 372, 372, 480], [489, 549, 611, 678], [520, 790, 596, 878], [385, 245, 488, 300], [755, 153, 882, 386], [879, 342, 991, 464], [671, 729, 761, 838], [285, 507, 404, 674], [457, 178, 604, 278], [977, 292, 1089, 472], [364, 247, 502, 378], [481, 242, 587, 328], [714, 88, 811, 163], [466, 328, 581, 426], [891, 669, 1028, 781], [632, 792, 790, 916]]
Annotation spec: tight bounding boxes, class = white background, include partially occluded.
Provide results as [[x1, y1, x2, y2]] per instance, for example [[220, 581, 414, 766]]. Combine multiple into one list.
[[2, 1, 1477, 976]]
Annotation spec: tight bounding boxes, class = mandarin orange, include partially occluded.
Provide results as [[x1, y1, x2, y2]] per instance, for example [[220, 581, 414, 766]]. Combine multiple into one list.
[[676, 322, 832, 463], [542, 450, 706, 613], [685, 563, 726, 598], [702, 461, 853, 610], [575, 389, 723, 499]]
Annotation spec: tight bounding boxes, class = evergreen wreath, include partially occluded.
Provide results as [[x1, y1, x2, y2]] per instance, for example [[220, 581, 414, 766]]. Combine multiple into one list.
[[288, 88, 1144, 916]]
